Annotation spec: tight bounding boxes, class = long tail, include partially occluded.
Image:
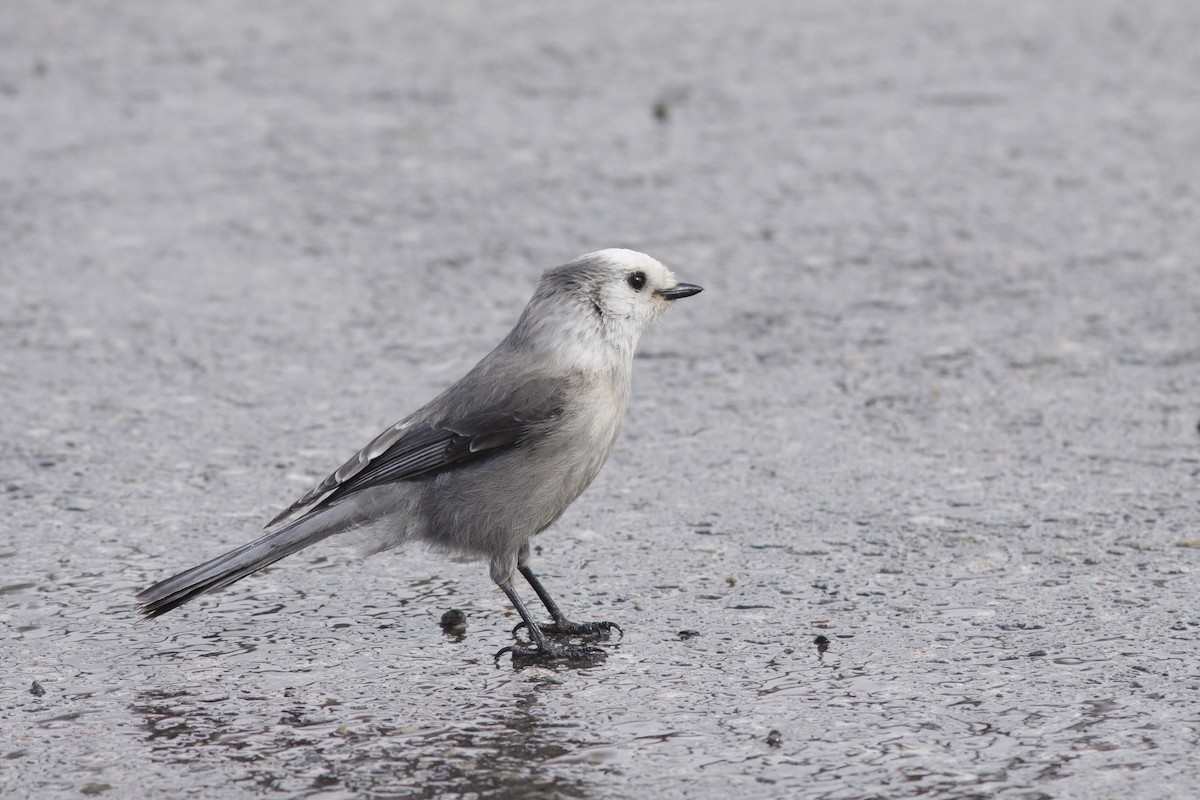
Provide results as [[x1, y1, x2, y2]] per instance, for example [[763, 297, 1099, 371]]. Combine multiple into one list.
[[136, 511, 350, 617]]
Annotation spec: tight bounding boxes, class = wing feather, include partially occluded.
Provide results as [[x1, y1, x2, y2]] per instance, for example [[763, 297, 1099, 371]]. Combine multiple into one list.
[[266, 377, 566, 528]]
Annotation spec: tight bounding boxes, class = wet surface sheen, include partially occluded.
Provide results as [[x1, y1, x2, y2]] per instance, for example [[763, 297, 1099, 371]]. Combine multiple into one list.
[[6, 533, 1198, 798]]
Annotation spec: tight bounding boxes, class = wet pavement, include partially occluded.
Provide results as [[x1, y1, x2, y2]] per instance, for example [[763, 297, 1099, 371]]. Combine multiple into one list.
[[3, 2, 1200, 798]]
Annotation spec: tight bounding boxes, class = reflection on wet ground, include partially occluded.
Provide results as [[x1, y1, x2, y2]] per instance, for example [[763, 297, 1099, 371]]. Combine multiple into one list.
[[5, 533, 1198, 799], [130, 683, 596, 799]]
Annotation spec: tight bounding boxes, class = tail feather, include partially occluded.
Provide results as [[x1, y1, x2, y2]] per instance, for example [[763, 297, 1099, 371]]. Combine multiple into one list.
[[136, 514, 344, 617]]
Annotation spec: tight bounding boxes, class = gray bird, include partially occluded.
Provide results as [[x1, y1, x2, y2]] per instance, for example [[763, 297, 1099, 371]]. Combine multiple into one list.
[[137, 249, 702, 662]]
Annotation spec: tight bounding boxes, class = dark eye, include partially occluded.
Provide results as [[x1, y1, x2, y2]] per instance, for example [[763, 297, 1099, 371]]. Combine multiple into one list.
[[627, 271, 647, 291]]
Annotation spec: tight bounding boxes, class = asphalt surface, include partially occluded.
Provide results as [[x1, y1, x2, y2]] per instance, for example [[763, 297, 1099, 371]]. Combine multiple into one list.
[[3, 2, 1199, 798]]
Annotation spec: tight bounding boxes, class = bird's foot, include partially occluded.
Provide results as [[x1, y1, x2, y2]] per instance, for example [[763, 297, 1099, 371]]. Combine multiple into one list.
[[494, 642, 606, 666], [511, 619, 623, 639]]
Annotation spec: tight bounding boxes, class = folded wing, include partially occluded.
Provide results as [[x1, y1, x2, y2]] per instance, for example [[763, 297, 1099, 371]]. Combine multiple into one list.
[[267, 377, 567, 528]]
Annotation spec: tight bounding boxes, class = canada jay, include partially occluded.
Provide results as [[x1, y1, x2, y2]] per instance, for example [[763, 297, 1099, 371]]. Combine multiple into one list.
[[137, 249, 702, 662]]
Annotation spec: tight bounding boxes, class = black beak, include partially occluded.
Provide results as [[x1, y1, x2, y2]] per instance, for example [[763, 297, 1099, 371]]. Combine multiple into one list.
[[656, 282, 704, 300]]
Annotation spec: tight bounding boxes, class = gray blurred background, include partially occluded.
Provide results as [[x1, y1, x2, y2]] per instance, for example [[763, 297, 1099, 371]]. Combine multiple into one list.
[[3, 2, 1198, 798]]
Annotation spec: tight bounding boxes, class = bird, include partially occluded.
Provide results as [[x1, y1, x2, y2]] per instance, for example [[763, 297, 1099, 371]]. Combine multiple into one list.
[[136, 248, 703, 662]]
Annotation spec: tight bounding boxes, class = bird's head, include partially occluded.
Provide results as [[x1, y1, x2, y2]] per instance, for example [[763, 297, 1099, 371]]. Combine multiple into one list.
[[520, 249, 703, 366]]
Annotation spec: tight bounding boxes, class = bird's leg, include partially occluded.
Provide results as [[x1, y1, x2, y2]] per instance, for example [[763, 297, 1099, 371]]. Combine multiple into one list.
[[511, 565, 622, 639], [494, 582, 604, 664]]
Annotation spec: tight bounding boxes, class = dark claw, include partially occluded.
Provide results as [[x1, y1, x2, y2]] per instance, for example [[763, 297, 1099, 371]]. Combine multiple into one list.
[[494, 642, 607, 667], [510, 619, 623, 640]]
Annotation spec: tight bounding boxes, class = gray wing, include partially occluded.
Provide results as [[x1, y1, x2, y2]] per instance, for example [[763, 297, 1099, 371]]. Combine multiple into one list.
[[266, 377, 567, 528]]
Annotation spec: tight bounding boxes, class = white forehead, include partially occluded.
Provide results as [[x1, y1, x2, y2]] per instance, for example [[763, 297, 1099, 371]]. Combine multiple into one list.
[[581, 248, 676, 285]]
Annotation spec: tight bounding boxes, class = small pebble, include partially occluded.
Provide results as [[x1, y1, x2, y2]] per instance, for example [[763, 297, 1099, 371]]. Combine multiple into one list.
[[60, 496, 94, 512], [766, 729, 783, 747], [30, 680, 45, 697], [678, 630, 701, 640], [440, 609, 467, 633]]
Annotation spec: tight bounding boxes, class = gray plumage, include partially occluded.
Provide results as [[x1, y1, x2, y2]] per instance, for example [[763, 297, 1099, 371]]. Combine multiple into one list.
[[137, 249, 702, 660]]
